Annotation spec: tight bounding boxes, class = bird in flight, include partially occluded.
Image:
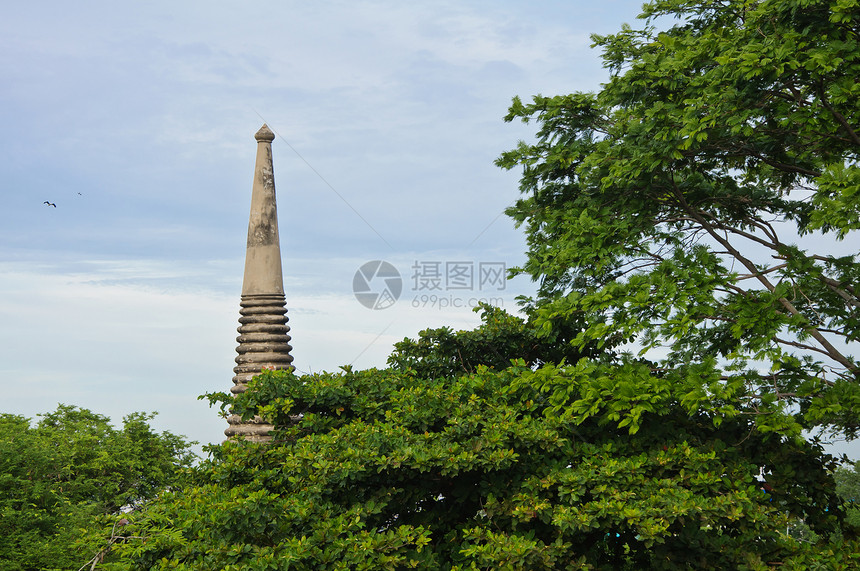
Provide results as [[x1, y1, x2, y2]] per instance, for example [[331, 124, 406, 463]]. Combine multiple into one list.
[[43, 201, 56, 207]]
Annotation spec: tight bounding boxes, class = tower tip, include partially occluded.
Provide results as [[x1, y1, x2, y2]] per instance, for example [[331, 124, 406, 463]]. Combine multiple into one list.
[[255, 124, 275, 142]]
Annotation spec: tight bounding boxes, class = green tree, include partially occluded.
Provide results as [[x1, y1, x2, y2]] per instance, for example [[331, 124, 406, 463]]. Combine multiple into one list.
[[497, 0, 860, 437], [0, 405, 195, 571], [106, 309, 857, 570], [386, 304, 588, 378], [835, 460, 860, 527]]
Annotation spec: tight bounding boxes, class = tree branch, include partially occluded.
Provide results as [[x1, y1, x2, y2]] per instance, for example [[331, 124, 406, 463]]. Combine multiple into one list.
[[736, 263, 788, 281], [669, 177, 858, 373], [818, 89, 860, 147]]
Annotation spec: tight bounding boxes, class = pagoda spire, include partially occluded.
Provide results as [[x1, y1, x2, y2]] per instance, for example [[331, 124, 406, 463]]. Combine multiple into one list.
[[224, 124, 294, 442]]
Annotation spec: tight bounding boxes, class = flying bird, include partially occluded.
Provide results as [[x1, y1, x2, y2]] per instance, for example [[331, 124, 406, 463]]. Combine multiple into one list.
[[43, 201, 56, 207]]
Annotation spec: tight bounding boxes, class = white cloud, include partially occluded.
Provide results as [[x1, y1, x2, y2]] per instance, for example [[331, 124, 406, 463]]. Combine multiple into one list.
[[0, 260, 236, 450], [0, 249, 531, 451]]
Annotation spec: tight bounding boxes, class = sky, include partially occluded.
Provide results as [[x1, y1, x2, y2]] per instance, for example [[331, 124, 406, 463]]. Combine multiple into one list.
[[2, 1, 857, 460]]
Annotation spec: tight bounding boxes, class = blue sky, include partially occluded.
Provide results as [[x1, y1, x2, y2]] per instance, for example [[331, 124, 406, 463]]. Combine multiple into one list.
[[3, 1, 856, 459]]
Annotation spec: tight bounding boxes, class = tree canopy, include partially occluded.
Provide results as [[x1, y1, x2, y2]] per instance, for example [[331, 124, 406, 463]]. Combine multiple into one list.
[[0, 405, 195, 571], [497, 0, 860, 437], [102, 308, 859, 569], [835, 461, 860, 528]]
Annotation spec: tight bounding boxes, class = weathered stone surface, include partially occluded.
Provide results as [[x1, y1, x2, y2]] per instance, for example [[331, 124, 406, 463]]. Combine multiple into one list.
[[224, 125, 294, 442], [241, 124, 284, 294]]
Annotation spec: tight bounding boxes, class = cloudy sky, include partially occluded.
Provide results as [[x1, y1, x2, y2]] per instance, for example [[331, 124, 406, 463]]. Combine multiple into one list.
[[3, 1, 855, 459]]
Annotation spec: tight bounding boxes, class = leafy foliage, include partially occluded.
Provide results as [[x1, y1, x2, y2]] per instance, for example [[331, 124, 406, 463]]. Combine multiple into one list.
[[106, 310, 858, 569], [835, 460, 860, 528], [0, 405, 195, 571], [386, 304, 588, 378], [497, 0, 860, 437]]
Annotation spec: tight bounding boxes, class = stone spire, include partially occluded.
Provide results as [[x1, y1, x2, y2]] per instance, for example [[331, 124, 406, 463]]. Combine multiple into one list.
[[224, 124, 294, 442]]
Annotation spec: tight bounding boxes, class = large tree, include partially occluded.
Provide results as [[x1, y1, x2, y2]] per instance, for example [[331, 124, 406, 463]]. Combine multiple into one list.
[[103, 308, 858, 569], [0, 405, 195, 571], [497, 0, 860, 437]]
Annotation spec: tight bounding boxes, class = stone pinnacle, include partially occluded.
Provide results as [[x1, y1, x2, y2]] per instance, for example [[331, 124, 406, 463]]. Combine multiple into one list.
[[224, 124, 294, 442]]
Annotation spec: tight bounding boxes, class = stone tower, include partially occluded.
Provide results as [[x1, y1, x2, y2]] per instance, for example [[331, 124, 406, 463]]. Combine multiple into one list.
[[224, 124, 294, 442]]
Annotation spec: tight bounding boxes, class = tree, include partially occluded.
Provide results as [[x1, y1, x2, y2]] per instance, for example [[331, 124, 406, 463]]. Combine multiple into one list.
[[0, 405, 195, 571], [835, 461, 860, 528], [105, 308, 858, 569], [496, 0, 860, 437], [386, 304, 587, 377]]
